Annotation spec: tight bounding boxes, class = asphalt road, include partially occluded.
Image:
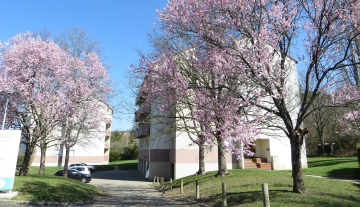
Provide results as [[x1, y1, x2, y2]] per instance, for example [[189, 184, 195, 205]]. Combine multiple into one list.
[[0, 170, 202, 207], [89, 170, 195, 207]]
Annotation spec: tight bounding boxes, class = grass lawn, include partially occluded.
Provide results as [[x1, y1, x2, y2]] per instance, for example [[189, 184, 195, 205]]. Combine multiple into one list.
[[11, 166, 100, 202], [9, 158, 360, 205], [94, 159, 138, 171], [303, 157, 360, 179], [161, 157, 360, 207], [9, 160, 137, 202]]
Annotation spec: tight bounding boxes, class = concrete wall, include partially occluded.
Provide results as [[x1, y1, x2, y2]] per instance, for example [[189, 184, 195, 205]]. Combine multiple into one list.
[[149, 162, 171, 181], [269, 136, 292, 170]]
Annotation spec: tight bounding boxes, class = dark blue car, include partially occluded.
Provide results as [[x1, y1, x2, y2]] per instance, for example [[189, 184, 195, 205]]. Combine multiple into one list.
[[54, 169, 91, 183]]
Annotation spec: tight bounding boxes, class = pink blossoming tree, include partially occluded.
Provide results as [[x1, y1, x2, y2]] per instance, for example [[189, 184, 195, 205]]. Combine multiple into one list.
[[155, 0, 360, 193], [0, 33, 74, 175], [333, 1, 360, 145], [59, 52, 110, 177], [134, 40, 259, 176], [0, 33, 111, 176]]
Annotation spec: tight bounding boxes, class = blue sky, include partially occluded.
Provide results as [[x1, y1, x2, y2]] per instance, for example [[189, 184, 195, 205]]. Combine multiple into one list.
[[0, 0, 168, 131]]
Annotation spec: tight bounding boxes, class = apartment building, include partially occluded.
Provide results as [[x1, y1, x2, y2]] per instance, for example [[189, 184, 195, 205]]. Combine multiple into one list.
[[19, 100, 113, 166], [135, 48, 307, 181]]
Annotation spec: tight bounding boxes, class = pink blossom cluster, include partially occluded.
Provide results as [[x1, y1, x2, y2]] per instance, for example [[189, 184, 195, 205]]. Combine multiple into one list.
[[334, 84, 360, 134], [147, 0, 360, 193], [134, 0, 360, 159], [0, 33, 111, 146], [134, 43, 260, 157]]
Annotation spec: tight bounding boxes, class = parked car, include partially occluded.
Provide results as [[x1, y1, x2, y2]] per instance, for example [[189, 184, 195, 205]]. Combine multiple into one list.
[[69, 163, 95, 172], [54, 169, 91, 183], [68, 166, 91, 175]]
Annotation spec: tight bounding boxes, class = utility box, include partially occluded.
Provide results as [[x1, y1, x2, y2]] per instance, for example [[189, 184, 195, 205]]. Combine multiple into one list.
[[271, 156, 279, 170]]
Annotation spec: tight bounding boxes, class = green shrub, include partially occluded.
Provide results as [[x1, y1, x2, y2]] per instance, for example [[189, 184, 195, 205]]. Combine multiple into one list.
[[109, 146, 121, 162], [17, 154, 25, 168], [120, 144, 138, 160], [356, 142, 360, 166]]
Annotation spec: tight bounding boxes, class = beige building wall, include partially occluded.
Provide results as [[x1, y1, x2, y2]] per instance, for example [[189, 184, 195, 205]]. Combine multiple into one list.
[[29, 100, 113, 166]]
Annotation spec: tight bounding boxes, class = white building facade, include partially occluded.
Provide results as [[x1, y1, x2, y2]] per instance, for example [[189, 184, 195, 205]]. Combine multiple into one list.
[[135, 48, 307, 181], [19, 101, 113, 166]]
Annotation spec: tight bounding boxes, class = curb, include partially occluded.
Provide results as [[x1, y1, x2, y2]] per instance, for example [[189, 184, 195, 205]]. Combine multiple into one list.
[[0, 199, 95, 206]]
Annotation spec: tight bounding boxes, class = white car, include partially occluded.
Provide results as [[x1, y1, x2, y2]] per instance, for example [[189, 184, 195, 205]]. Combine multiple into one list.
[[68, 165, 91, 175], [69, 163, 95, 172]]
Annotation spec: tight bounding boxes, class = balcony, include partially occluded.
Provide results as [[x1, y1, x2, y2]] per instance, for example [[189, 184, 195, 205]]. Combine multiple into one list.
[[135, 91, 147, 106], [104, 142, 110, 149], [106, 122, 111, 129], [134, 104, 151, 122], [135, 111, 140, 122], [105, 129, 111, 138], [105, 134, 110, 140], [134, 125, 150, 138]]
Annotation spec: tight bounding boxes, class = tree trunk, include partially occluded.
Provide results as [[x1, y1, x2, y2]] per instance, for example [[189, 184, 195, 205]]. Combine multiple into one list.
[[57, 144, 64, 166], [318, 130, 325, 155], [18, 142, 35, 176], [39, 142, 47, 175], [63, 148, 70, 177], [216, 135, 227, 176], [321, 136, 325, 155], [290, 134, 306, 194], [196, 144, 205, 175]]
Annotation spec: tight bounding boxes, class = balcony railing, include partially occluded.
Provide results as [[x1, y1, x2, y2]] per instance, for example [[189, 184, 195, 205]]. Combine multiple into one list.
[[104, 142, 110, 149], [106, 122, 111, 129], [134, 104, 151, 122], [105, 130, 111, 138], [135, 91, 148, 106], [139, 103, 151, 113], [134, 125, 150, 138]]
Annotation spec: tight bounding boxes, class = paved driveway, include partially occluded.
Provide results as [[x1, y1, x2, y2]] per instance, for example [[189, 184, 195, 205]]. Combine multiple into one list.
[[89, 170, 194, 207]]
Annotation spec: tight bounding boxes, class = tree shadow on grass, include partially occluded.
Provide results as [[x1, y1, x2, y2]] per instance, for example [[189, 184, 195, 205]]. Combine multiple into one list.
[[199, 189, 360, 207], [17, 179, 95, 202], [197, 190, 286, 207], [308, 158, 357, 168], [325, 167, 360, 180]]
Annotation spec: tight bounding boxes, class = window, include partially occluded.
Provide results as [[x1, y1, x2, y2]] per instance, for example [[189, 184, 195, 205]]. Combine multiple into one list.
[[54, 144, 61, 156]]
